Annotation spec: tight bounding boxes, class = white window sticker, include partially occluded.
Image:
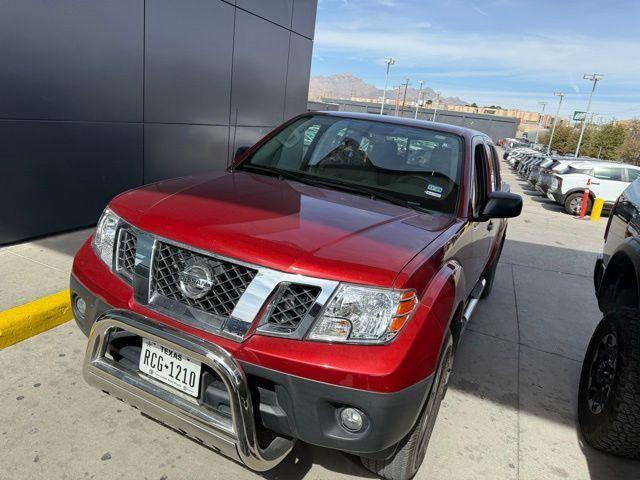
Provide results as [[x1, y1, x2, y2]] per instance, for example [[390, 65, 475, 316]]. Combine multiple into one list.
[[425, 183, 444, 198]]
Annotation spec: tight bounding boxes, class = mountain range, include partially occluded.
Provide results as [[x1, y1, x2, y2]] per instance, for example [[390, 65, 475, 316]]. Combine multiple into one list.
[[308, 73, 467, 106]]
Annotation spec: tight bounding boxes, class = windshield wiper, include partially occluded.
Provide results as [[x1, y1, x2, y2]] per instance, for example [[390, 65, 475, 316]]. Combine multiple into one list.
[[301, 176, 430, 212], [237, 164, 429, 213], [235, 163, 336, 189], [236, 163, 300, 180]]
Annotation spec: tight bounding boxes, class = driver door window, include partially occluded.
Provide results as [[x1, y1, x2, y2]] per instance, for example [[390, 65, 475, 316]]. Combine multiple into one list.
[[472, 144, 488, 217]]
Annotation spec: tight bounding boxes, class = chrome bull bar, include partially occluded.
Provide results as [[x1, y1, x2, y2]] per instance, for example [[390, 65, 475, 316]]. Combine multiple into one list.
[[83, 310, 294, 471]]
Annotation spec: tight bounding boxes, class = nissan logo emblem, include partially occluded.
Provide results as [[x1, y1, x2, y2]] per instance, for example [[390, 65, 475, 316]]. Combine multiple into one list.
[[178, 262, 215, 299]]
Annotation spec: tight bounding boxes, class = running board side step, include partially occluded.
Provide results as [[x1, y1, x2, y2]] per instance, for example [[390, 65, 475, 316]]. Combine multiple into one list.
[[462, 278, 486, 326]]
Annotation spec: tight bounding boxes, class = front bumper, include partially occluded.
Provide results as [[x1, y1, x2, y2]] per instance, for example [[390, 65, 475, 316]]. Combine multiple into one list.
[[83, 310, 292, 471], [536, 182, 550, 194], [547, 190, 564, 204], [71, 276, 434, 465]]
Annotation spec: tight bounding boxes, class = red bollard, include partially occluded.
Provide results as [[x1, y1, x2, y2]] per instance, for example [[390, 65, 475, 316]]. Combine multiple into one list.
[[579, 178, 591, 219]]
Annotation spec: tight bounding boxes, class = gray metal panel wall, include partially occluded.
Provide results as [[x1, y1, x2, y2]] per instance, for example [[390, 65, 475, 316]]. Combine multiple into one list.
[[144, 0, 234, 125], [0, 120, 143, 244], [0, 0, 316, 244], [285, 34, 314, 120], [292, 0, 318, 38], [144, 124, 229, 183], [236, 0, 293, 29], [231, 10, 290, 128], [0, 0, 144, 122]]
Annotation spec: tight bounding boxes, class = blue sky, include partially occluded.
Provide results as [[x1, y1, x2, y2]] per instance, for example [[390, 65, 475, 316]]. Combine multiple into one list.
[[311, 0, 640, 120]]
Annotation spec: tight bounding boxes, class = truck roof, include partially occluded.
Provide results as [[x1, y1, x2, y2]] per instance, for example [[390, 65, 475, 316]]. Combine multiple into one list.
[[310, 111, 490, 141]]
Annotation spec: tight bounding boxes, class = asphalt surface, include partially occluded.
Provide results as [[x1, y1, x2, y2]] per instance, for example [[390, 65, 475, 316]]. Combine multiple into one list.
[[2, 151, 640, 479]]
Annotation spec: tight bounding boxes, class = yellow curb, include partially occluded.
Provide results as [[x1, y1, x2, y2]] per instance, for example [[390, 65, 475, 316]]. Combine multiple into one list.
[[0, 290, 73, 350]]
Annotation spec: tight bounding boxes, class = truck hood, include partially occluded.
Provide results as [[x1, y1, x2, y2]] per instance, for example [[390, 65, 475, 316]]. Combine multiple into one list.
[[110, 172, 454, 286]]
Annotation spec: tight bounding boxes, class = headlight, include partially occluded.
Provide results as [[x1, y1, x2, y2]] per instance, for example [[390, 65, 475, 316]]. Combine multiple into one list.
[[92, 208, 121, 268], [308, 285, 417, 344]]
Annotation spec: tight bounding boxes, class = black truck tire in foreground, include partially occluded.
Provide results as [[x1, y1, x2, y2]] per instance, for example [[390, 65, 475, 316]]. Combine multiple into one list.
[[578, 309, 640, 458]]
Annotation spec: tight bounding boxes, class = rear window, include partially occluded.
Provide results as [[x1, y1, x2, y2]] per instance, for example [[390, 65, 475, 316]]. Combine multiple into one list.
[[593, 166, 624, 181], [567, 166, 593, 175], [628, 169, 640, 182], [540, 159, 554, 168]]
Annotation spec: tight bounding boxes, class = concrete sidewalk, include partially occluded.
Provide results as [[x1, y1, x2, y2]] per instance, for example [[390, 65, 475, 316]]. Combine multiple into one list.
[[1, 156, 640, 479], [0, 228, 92, 310]]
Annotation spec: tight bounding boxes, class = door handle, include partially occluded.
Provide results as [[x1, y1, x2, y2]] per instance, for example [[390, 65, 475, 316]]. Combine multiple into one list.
[[487, 221, 494, 231]]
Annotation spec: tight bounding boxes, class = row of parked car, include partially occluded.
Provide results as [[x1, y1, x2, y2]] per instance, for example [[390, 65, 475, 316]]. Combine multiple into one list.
[[504, 147, 640, 215]]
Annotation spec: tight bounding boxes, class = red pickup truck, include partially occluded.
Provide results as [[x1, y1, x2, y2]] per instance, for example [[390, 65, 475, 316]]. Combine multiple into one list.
[[70, 112, 521, 480]]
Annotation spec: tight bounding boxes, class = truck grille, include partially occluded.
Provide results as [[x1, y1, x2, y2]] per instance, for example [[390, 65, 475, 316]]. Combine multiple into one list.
[[151, 242, 257, 317], [116, 228, 138, 281], [267, 284, 321, 333]]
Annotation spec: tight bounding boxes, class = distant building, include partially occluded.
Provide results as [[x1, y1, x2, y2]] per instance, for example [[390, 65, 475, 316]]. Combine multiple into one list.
[[444, 105, 565, 128]]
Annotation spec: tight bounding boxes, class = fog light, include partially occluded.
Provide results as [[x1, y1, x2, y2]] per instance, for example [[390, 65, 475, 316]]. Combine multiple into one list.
[[340, 407, 364, 432], [74, 296, 87, 319]]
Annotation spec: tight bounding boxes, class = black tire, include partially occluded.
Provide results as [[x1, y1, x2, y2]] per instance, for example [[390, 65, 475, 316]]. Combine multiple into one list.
[[564, 192, 592, 216], [578, 309, 640, 458], [480, 237, 504, 299], [361, 334, 453, 480]]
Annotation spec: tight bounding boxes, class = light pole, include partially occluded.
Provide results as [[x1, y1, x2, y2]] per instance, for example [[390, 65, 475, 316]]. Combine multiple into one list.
[[547, 92, 564, 154], [379, 57, 395, 115], [575, 73, 604, 157], [400, 78, 410, 115], [414, 80, 424, 119], [432, 93, 441, 122], [534, 101, 546, 144]]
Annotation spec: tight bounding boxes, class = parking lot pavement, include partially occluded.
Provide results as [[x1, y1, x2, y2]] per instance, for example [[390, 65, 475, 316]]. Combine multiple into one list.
[[2, 155, 640, 480], [0, 229, 92, 310]]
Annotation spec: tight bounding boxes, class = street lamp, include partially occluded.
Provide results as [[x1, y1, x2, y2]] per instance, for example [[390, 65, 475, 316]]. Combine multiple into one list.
[[379, 57, 395, 115], [534, 101, 547, 144], [432, 92, 441, 122], [547, 92, 564, 154], [414, 80, 424, 119], [575, 73, 604, 157]]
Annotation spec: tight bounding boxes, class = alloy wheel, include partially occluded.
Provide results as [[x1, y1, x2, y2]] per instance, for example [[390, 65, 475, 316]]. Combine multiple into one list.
[[570, 197, 583, 214], [586, 333, 618, 414]]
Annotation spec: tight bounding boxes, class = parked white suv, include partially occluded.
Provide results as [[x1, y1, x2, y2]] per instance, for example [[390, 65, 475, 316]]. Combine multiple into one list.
[[546, 162, 640, 215]]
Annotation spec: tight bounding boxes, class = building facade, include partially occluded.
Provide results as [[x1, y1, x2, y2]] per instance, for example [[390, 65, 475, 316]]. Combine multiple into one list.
[[0, 0, 317, 244]]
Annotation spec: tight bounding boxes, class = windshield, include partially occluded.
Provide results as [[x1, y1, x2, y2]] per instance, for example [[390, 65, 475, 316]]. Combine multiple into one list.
[[236, 115, 464, 214]]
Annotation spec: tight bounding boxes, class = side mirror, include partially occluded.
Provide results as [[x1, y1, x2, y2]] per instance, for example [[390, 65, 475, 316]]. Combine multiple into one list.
[[480, 191, 522, 219], [234, 146, 250, 162]]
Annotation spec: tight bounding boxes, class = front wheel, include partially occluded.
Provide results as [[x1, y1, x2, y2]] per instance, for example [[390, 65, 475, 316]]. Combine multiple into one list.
[[361, 334, 453, 480], [564, 192, 592, 216], [578, 309, 640, 458]]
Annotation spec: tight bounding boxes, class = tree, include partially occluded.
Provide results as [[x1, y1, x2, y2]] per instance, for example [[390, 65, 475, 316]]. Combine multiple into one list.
[[539, 124, 576, 154], [589, 123, 625, 159], [618, 120, 640, 165], [539, 122, 626, 159]]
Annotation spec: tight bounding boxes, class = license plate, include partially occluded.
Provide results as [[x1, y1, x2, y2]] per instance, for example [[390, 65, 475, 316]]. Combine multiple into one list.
[[139, 338, 201, 397]]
